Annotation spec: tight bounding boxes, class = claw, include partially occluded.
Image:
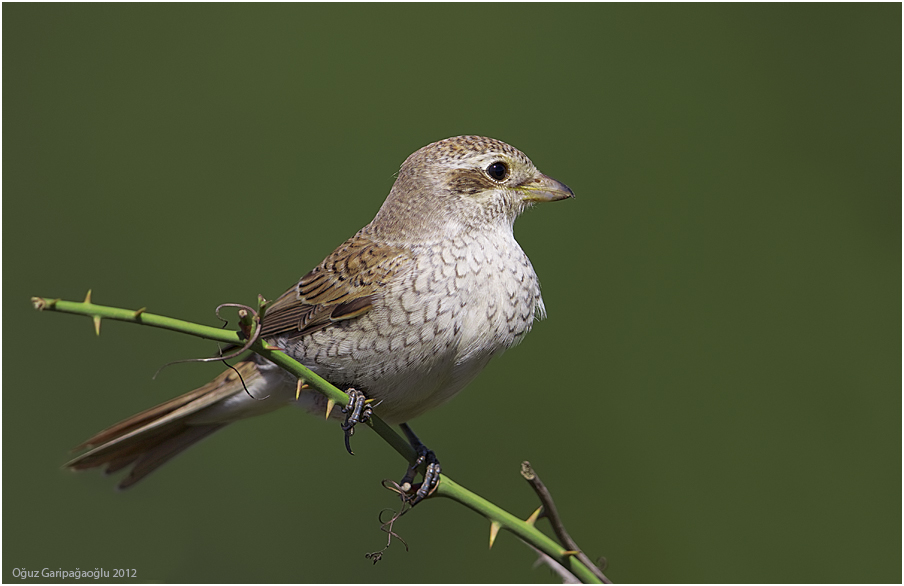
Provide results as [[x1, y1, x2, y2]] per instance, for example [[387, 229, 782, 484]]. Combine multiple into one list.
[[412, 461, 441, 504], [344, 429, 354, 455], [340, 389, 373, 455], [397, 423, 441, 505]]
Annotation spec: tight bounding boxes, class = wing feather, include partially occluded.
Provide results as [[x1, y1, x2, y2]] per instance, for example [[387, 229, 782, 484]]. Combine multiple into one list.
[[260, 236, 410, 339]]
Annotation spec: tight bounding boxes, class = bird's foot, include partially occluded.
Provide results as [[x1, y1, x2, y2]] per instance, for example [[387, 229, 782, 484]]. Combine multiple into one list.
[[399, 448, 441, 505], [340, 388, 373, 455], [397, 423, 441, 505]]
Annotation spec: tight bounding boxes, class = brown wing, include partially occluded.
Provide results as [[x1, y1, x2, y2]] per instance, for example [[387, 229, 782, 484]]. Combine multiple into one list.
[[259, 235, 411, 339]]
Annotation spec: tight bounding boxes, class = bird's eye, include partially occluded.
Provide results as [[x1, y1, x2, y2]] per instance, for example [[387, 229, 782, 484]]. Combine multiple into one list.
[[486, 161, 509, 182]]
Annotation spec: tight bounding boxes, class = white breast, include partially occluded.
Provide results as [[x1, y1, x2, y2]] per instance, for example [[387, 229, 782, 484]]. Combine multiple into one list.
[[286, 231, 544, 424]]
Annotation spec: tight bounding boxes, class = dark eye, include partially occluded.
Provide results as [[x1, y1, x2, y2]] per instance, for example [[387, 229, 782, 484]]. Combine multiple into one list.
[[486, 161, 509, 182]]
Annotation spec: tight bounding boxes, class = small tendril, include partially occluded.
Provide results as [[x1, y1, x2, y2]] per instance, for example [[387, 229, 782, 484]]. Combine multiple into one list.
[[365, 501, 411, 564], [222, 359, 269, 401]]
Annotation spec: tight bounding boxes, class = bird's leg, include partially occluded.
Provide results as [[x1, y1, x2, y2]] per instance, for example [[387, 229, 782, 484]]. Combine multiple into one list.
[[340, 388, 373, 455], [398, 422, 441, 505]]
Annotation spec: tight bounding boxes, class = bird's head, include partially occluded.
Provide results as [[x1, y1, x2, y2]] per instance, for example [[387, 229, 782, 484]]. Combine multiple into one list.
[[370, 136, 574, 242]]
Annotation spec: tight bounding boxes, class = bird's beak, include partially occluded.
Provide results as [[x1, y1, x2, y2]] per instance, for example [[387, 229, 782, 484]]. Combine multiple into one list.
[[519, 173, 575, 203]]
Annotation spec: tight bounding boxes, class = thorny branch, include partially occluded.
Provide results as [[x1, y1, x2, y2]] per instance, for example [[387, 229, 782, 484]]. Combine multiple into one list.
[[31, 294, 609, 583]]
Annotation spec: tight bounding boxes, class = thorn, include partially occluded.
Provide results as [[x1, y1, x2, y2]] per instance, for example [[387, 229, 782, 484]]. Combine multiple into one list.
[[295, 379, 309, 401], [93, 315, 101, 336], [325, 398, 335, 420], [83, 289, 93, 304], [133, 307, 146, 317], [561, 550, 581, 557], [262, 342, 281, 351], [525, 506, 543, 526], [489, 521, 502, 549]]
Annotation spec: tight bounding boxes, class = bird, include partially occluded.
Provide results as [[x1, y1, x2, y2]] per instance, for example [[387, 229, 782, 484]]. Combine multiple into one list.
[[66, 135, 574, 499]]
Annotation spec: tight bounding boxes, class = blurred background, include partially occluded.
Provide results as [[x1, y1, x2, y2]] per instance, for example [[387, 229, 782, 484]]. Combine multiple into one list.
[[3, 4, 900, 583]]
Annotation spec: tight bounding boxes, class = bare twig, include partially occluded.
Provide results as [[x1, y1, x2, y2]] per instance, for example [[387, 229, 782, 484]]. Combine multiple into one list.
[[521, 461, 611, 584], [526, 542, 582, 584]]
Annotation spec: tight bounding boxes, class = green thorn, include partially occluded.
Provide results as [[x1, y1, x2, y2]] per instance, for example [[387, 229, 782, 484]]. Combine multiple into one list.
[[295, 379, 309, 401], [489, 521, 502, 549], [93, 315, 101, 336], [325, 398, 336, 420], [83, 289, 93, 304], [525, 506, 543, 526]]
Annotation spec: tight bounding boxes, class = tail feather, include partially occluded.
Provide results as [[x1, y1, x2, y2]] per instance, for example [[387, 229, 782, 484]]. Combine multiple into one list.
[[117, 424, 225, 489], [66, 361, 263, 488], [71, 382, 219, 452]]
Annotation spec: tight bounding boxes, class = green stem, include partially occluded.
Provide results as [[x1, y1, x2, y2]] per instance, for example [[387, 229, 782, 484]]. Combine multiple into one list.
[[30, 296, 414, 460], [34, 296, 246, 345], [31, 295, 605, 583]]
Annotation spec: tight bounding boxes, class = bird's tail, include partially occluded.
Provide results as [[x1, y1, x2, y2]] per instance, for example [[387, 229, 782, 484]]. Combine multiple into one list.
[[66, 360, 287, 489]]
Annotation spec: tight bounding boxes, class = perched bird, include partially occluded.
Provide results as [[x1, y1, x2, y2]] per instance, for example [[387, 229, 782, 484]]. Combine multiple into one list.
[[66, 136, 574, 498]]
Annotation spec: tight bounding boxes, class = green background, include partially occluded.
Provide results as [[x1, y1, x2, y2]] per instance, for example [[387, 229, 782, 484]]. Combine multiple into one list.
[[3, 4, 900, 583]]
